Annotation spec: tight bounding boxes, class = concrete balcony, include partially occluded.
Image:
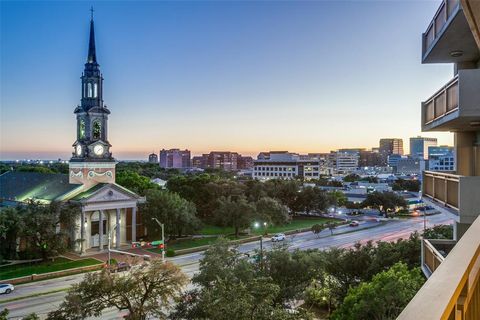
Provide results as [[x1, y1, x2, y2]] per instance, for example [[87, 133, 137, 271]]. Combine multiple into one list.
[[398, 216, 480, 320], [421, 238, 456, 278], [422, 69, 480, 132], [423, 170, 480, 224], [422, 0, 480, 63]]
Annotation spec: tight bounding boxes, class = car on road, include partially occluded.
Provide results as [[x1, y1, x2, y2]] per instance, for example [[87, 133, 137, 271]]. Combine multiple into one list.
[[0, 283, 14, 294], [349, 220, 360, 227], [271, 233, 286, 242]]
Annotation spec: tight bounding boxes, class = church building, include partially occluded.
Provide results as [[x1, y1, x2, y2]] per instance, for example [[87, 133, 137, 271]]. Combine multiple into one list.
[[0, 15, 145, 253]]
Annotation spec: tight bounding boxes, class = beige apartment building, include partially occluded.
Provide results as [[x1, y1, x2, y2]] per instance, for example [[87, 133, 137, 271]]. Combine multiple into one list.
[[399, 1, 480, 319]]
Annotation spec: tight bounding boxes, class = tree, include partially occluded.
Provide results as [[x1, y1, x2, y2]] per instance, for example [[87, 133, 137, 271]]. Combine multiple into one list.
[[172, 239, 311, 320], [305, 273, 342, 315], [0, 208, 24, 260], [328, 191, 347, 212], [0, 309, 8, 320], [361, 191, 407, 216], [264, 180, 301, 214], [47, 259, 187, 320], [255, 197, 290, 226], [311, 224, 323, 238], [331, 262, 424, 320], [116, 170, 158, 195], [392, 179, 420, 192], [22, 202, 79, 260], [295, 187, 330, 214], [327, 222, 337, 235], [423, 224, 453, 239], [343, 174, 360, 182], [214, 196, 256, 237], [142, 190, 201, 239]]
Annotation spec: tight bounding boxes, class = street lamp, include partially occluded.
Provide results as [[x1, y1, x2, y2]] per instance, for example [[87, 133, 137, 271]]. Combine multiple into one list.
[[107, 224, 118, 267], [253, 221, 268, 269], [152, 218, 165, 263]]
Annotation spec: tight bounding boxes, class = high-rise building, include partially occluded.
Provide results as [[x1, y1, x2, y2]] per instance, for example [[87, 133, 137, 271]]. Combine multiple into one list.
[[148, 153, 158, 163], [409, 136, 437, 159], [359, 149, 383, 167], [428, 146, 455, 172], [192, 152, 239, 171], [400, 2, 480, 318], [379, 138, 404, 164], [159, 149, 191, 169]]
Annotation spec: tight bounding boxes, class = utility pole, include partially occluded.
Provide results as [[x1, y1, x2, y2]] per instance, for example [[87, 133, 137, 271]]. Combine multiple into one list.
[[152, 218, 165, 262]]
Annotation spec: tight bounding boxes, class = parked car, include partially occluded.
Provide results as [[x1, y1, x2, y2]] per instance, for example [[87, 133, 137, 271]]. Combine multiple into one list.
[[349, 220, 360, 227], [0, 283, 14, 294], [271, 233, 286, 242]]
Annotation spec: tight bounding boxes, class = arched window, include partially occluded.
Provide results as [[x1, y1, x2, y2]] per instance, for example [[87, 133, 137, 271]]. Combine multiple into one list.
[[79, 120, 86, 139], [92, 120, 101, 140], [93, 83, 98, 98], [87, 83, 93, 98]]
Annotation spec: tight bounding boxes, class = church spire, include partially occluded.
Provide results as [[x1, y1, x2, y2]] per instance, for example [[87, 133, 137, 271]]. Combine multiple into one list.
[[87, 7, 97, 64]]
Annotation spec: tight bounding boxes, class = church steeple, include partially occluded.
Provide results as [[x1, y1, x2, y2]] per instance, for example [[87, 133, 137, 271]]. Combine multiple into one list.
[[71, 9, 114, 167], [87, 9, 97, 64]]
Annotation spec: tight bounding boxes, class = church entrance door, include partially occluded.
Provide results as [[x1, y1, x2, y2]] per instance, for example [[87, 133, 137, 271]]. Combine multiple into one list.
[[90, 211, 107, 247]]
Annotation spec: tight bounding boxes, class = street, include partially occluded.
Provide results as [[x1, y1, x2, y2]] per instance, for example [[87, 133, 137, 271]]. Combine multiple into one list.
[[0, 211, 454, 319]]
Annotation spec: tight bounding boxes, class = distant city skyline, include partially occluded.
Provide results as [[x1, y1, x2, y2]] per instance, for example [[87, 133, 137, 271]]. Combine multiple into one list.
[[1, 1, 454, 160]]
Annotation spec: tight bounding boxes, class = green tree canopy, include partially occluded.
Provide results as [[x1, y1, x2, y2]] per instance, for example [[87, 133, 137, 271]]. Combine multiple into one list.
[[331, 262, 424, 320], [255, 197, 290, 226], [116, 170, 158, 195], [142, 189, 201, 239], [47, 260, 187, 320], [214, 196, 257, 237]]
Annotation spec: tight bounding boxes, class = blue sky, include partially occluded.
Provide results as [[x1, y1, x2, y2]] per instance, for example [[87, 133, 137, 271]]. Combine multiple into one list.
[[1, 0, 453, 160]]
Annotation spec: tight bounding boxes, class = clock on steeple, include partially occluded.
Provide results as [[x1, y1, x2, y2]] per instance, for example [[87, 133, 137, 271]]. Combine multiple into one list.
[[70, 10, 116, 186]]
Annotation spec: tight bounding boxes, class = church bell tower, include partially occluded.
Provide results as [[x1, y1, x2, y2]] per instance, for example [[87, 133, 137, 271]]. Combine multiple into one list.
[[69, 10, 116, 186]]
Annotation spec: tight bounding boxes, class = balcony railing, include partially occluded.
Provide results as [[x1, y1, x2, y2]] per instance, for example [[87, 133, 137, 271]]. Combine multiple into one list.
[[422, 239, 456, 277], [423, 0, 460, 53], [398, 216, 480, 320], [423, 76, 459, 125], [423, 170, 459, 210]]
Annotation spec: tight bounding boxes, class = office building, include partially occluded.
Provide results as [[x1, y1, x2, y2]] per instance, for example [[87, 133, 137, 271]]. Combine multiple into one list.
[[252, 151, 320, 180], [148, 153, 158, 163], [159, 149, 191, 169], [192, 152, 239, 171], [237, 156, 254, 170], [379, 138, 404, 164], [400, 1, 480, 318], [410, 136, 438, 159], [327, 150, 359, 174], [428, 146, 455, 171]]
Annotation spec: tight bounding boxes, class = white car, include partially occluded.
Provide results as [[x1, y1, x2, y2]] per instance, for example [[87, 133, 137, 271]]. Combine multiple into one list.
[[271, 233, 286, 242], [0, 283, 14, 294]]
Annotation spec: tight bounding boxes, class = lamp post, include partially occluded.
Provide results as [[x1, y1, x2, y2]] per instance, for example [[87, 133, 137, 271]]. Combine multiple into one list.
[[254, 221, 268, 269], [108, 224, 118, 267], [152, 218, 165, 262]]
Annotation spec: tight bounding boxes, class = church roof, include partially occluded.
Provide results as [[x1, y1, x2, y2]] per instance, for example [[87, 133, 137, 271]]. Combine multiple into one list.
[[0, 171, 82, 204]]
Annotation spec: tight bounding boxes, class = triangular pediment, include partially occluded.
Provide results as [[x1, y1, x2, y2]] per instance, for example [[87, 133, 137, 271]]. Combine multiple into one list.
[[80, 184, 139, 203]]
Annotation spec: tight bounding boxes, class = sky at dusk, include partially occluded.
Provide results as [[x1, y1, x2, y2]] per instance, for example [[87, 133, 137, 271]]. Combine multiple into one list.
[[1, 0, 455, 160]]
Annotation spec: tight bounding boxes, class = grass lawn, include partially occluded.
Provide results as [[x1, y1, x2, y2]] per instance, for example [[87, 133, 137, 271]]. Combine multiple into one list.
[[0, 257, 102, 280], [199, 217, 336, 237], [150, 217, 338, 254]]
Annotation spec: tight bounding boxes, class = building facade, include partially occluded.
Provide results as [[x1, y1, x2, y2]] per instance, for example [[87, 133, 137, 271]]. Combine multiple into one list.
[[428, 146, 455, 171], [409, 136, 437, 159], [252, 151, 320, 180], [379, 138, 404, 164], [159, 149, 191, 169], [148, 153, 158, 163], [327, 150, 359, 174]]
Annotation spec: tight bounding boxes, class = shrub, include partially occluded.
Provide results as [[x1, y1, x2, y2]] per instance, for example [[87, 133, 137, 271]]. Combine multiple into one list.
[[166, 249, 175, 257]]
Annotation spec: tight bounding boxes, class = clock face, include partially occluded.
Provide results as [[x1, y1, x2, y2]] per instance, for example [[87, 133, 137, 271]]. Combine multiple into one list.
[[76, 145, 82, 156], [94, 144, 104, 156]]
